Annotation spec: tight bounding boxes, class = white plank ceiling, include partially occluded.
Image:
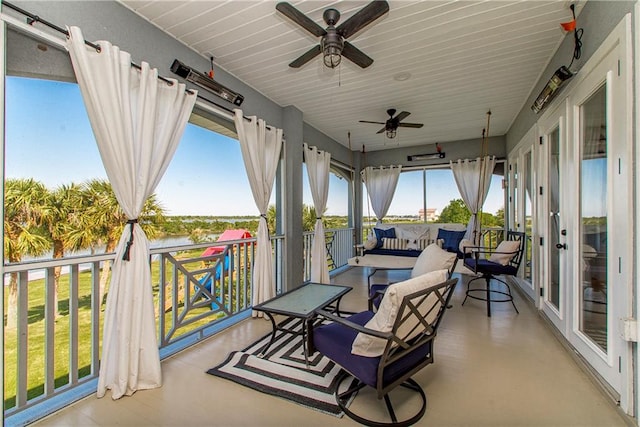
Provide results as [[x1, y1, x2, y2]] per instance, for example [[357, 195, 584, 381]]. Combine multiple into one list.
[[120, 0, 579, 152]]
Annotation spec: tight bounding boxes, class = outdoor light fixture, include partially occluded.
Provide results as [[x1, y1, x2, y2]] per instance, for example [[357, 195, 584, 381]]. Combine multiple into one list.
[[531, 66, 573, 113], [408, 143, 445, 161], [170, 59, 244, 106], [407, 151, 445, 161], [530, 3, 583, 114]]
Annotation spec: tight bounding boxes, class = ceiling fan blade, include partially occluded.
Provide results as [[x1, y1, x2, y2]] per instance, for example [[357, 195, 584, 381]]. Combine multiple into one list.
[[336, 1, 390, 39], [289, 45, 322, 68], [359, 120, 385, 124], [376, 127, 386, 134], [394, 111, 411, 122], [276, 2, 326, 37], [398, 123, 424, 128], [342, 41, 373, 68]]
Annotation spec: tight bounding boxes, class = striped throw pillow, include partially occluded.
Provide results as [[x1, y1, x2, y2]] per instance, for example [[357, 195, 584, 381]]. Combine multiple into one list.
[[382, 238, 408, 250], [416, 238, 431, 250]]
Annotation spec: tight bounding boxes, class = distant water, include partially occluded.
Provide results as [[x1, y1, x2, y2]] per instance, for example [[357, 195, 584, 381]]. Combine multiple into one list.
[[149, 235, 203, 249], [21, 234, 217, 263]]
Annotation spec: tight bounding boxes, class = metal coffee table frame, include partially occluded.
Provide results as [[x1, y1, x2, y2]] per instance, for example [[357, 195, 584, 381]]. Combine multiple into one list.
[[253, 283, 352, 366]]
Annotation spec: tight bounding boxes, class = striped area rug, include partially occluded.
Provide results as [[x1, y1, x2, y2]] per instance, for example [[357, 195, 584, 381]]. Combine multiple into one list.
[[207, 319, 357, 417]]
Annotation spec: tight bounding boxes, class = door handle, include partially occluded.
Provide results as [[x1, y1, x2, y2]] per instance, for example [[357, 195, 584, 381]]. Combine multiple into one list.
[[556, 243, 567, 250]]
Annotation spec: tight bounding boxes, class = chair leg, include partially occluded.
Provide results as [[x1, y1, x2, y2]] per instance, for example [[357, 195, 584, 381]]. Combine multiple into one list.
[[462, 276, 483, 306], [485, 276, 492, 317], [462, 275, 518, 317], [335, 373, 427, 427], [383, 394, 397, 423]]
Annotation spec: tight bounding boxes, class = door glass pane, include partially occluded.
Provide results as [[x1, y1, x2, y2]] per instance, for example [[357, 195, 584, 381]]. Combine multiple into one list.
[[524, 151, 533, 281], [580, 85, 607, 352], [548, 127, 561, 310], [512, 163, 518, 229]]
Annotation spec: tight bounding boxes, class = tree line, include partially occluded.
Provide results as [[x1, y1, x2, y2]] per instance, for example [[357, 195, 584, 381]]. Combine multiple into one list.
[[4, 177, 498, 330], [4, 178, 165, 328], [3, 178, 348, 327], [437, 198, 505, 227]]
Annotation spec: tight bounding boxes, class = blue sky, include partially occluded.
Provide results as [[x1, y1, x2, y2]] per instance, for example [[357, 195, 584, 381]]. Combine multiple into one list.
[[5, 76, 504, 217]]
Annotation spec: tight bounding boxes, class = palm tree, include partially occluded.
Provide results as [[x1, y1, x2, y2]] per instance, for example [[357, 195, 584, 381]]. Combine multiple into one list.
[[4, 178, 50, 328], [41, 183, 87, 318], [74, 179, 165, 305], [302, 204, 318, 232], [266, 204, 277, 235]]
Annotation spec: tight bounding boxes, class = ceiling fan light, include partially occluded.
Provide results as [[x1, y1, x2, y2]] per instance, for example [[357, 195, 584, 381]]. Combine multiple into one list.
[[385, 129, 397, 139], [321, 36, 343, 68], [323, 50, 341, 68]]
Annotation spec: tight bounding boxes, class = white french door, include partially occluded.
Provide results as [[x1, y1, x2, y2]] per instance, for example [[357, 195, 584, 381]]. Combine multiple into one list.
[[507, 132, 537, 302], [534, 15, 632, 407], [566, 41, 630, 402], [538, 102, 569, 334]]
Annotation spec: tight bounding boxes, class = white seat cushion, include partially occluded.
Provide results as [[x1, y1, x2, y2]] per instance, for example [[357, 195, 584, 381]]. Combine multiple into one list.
[[351, 269, 448, 357]]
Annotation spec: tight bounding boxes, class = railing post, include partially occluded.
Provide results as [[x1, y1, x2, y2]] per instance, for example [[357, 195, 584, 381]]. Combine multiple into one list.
[[44, 268, 55, 395], [16, 272, 28, 408], [69, 265, 79, 385], [91, 261, 101, 375]]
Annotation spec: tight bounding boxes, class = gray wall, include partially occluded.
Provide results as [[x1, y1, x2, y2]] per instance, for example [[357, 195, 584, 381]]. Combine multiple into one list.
[[363, 135, 506, 169], [507, 1, 635, 150], [303, 122, 354, 168]]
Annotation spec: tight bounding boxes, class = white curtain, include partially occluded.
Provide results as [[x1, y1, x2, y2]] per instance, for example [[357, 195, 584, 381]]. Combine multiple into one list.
[[233, 110, 283, 317], [450, 156, 496, 244], [67, 27, 196, 399], [361, 165, 402, 222], [304, 144, 331, 283]]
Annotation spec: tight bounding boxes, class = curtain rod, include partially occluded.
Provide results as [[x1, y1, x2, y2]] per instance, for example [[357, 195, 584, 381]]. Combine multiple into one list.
[[2, 1, 259, 125], [194, 95, 259, 128], [2, 1, 178, 87], [330, 157, 353, 172]]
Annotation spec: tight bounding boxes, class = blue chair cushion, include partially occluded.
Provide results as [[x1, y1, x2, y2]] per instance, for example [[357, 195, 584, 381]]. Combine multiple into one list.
[[314, 311, 433, 388], [437, 228, 466, 254], [363, 248, 421, 257], [369, 284, 388, 309], [464, 258, 518, 276], [373, 228, 396, 249]]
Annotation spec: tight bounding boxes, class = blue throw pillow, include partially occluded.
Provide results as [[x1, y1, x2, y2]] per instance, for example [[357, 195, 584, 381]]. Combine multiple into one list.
[[437, 229, 466, 253], [373, 228, 396, 249]]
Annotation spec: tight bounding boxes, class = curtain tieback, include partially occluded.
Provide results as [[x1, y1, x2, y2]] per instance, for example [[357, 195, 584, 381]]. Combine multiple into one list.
[[122, 219, 139, 261], [259, 214, 271, 239]]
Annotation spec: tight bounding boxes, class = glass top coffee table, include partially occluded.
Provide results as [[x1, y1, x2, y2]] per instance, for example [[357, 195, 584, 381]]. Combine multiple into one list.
[[253, 282, 352, 366]]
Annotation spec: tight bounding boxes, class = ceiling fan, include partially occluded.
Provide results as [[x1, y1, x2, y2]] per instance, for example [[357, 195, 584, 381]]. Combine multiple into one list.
[[359, 108, 424, 138], [275, 1, 389, 69]]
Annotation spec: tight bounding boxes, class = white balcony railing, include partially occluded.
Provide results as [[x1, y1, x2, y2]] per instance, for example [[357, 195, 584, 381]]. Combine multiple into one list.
[[302, 227, 355, 282], [4, 226, 355, 424], [3, 234, 287, 425]]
